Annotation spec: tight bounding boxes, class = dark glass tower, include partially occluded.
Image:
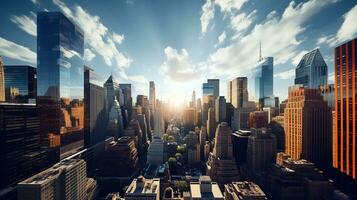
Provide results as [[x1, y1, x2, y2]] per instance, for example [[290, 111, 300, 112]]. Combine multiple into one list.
[[84, 66, 106, 147], [295, 49, 328, 89], [37, 12, 84, 160], [254, 57, 274, 108], [3, 65, 36, 103]]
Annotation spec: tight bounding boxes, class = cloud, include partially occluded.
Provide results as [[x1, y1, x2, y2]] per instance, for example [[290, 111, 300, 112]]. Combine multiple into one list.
[[274, 68, 295, 80], [200, 0, 249, 34], [52, 0, 131, 69], [31, 0, 39, 5], [10, 14, 37, 36], [160, 46, 206, 82], [230, 9, 257, 39], [0, 37, 36, 64], [328, 72, 334, 83], [84, 48, 96, 61], [317, 5, 357, 47], [218, 31, 226, 44], [206, 0, 338, 77]]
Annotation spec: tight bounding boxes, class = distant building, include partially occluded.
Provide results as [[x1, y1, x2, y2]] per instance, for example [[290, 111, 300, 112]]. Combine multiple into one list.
[[206, 107, 216, 141], [184, 131, 200, 166], [147, 136, 164, 165], [295, 49, 327, 89], [262, 106, 278, 124], [84, 66, 106, 147], [284, 86, 331, 168], [119, 83, 133, 121], [215, 96, 226, 123], [231, 106, 255, 131], [154, 105, 165, 137], [18, 159, 88, 200], [183, 108, 195, 131], [104, 75, 120, 111], [247, 129, 277, 173], [190, 176, 224, 200], [137, 114, 148, 144], [206, 122, 240, 185], [0, 57, 4, 101], [107, 98, 124, 139], [227, 77, 248, 109], [149, 81, 156, 110], [224, 181, 267, 200], [333, 38, 357, 179], [207, 79, 220, 99], [253, 57, 274, 108], [3, 65, 36, 103], [319, 84, 335, 109], [249, 111, 268, 128], [125, 176, 160, 200], [279, 99, 287, 114]]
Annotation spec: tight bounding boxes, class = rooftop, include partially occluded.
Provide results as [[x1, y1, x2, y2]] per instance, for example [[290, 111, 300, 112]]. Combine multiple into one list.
[[125, 176, 160, 196], [231, 182, 266, 198], [190, 179, 223, 199]]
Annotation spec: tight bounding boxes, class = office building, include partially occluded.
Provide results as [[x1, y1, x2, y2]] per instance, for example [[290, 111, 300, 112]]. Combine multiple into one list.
[[107, 98, 124, 139], [0, 56, 4, 101], [119, 83, 133, 120], [97, 137, 138, 177], [137, 114, 148, 144], [207, 79, 219, 99], [295, 49, 328, 89], [149, 81, 156, 110], [207, 107, 216, 141], [154, 105, 165, 137], [84, 66, 106, 147], [333, 38, 357, 179], [147, 136, 164, 165], [104, 75, 120, 110], [125, 176, 160, 200], [0, 103, 52, 195], [206, 122, 240, 185], [18, 159, 87, 200], [215, 96, 226, 123], [284, 86, 331, 167], [247, 129, 276, 173], [228, 77, 248, 109], [253, 57, 274, 108], [249, 111, 268, 128], [37, 12, 84, 160], [224, 181, 267, 200], [183, 107, 195, 131], [190, 176, 224, 200], [3, 65, 36, 103], [232, 130, 251, 165], [184, 131, 201, 166], [192, 90, 196, 108]]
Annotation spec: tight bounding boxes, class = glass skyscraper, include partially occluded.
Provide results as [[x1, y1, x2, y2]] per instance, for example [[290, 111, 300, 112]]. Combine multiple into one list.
[[253, 57, 274, 108], [37, 12, 84, 160], [3, 65, 37, 103], [295, 49, 328, 89]]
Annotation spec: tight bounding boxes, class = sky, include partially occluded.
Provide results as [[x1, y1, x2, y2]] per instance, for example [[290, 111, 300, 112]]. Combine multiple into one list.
[[1, 0, 357, 106]]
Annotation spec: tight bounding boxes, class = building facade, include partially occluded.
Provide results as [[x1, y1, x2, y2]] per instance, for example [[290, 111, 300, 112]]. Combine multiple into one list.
[[285, 86, 331, 167], [228, 77, 248, 109], [333, 38, 357, 179], [0, 57, 4, 102], [37, 12, 85, 160], [253, 57, 274, 108]]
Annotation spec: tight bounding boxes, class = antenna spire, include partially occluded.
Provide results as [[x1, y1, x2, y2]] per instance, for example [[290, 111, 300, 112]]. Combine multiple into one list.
[[259, 40, 262, 61]]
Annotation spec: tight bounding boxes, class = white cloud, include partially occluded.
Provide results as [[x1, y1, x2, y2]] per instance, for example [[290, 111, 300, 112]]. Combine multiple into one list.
[[200, 0, 249, 34], [328, 72, 334, 83], [200, 0, 215, 33], [218, 31, 226, 44], [10, 14, 37, 36], [31, 0, 39, 5], [160, 46, 205, 82], [0, 37, 36, 64], [274, 68, 295, 80], [52, 0, 131, 69], [112, 33, 125, 45], [207, 0, 338, 77], [84, 48, 96, 62], [230, 9, 257, 39], [292, 50, 309, 66]]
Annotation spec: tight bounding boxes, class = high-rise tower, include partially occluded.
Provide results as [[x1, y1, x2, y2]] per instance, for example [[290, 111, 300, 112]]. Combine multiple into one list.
[[0, 56, 4, 102], [149, 81, 156, 110]]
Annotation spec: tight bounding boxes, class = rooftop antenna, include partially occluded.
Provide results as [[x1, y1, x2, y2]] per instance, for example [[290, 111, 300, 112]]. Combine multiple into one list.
[[259, 40, 262, 62]]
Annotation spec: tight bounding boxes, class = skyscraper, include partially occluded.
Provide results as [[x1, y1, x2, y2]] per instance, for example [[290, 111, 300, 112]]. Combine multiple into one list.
[[0, 56, 5, 102], [295, 49, 328, 89], [192, 90, 196, 108], [84, 66, 106, 147], [104, 75, 119, 111], [207, 107, 216, 141], [37, 12, 84, 160], [333, 38, 357, 179], [253, 57, 274, 108], [3, 65, 37, 103], [119, 83, 133, 120], [228, 77, 248, 109], [285, 86, 331, 167], [149, 81, 156, 110], [207, 79, 219, 99], [215, 96, 226, 123], [206, 122, 240, 185]]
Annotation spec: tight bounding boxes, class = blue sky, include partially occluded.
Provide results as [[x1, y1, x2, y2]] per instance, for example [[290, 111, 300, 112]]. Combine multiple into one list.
[[1, 0, 357, 105]]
